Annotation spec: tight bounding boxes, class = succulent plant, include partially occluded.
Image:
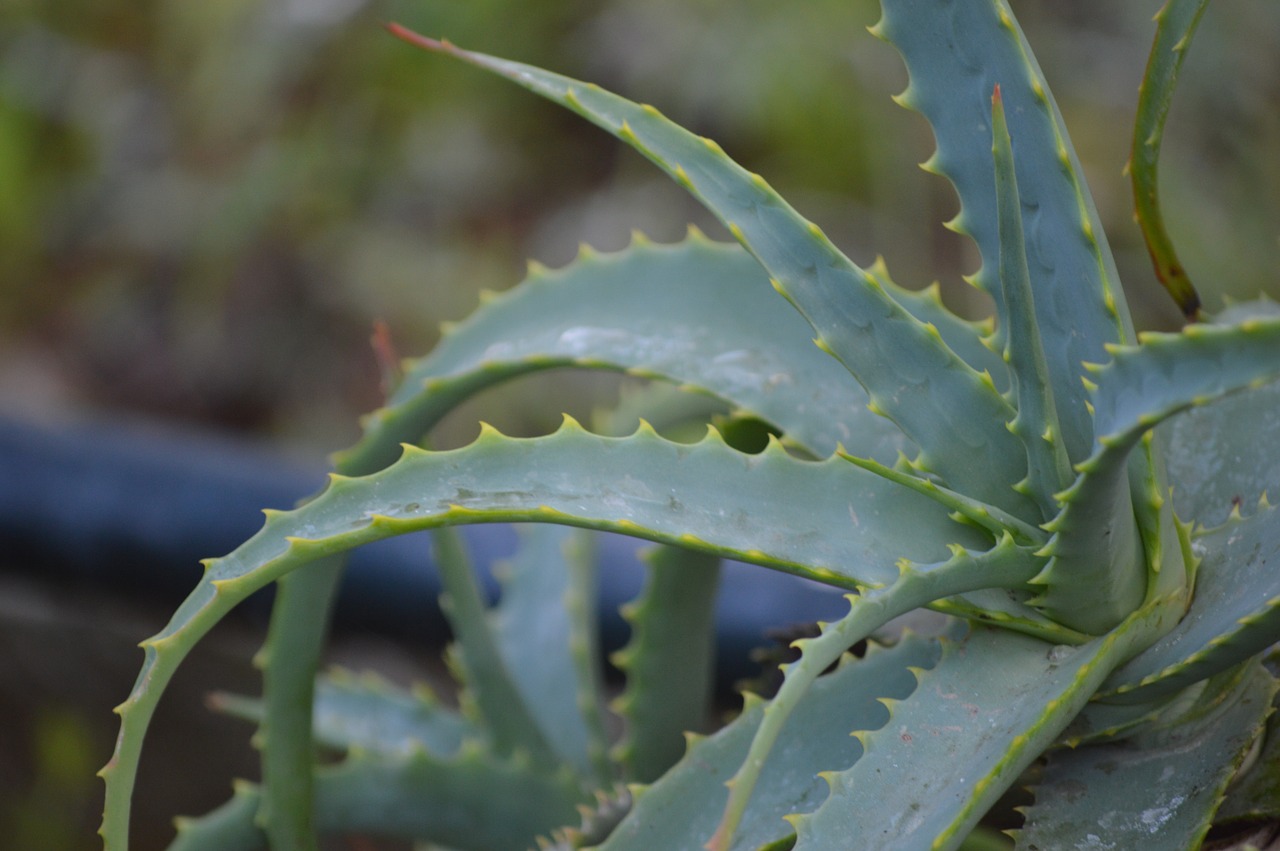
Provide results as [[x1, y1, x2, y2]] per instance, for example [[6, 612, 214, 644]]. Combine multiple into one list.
[[101, 0, 1280, 848]]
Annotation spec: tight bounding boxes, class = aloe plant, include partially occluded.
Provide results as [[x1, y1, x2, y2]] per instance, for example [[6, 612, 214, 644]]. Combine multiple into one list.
[[100, 1, 1280, 848]]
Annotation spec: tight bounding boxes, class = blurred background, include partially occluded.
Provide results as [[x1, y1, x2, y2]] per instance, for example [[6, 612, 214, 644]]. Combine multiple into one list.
[[1, 0, 1277, 847]]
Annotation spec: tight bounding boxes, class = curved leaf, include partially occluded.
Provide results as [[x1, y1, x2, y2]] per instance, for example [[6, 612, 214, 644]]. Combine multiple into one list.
[[209, 670, 475, 758], [1033, 318, 1280, 633], [611, 544, 721, 783], [1130, 0, 1210, 319], [1017, 661, 1274, 850], [101, 422, 987, 848], [1090, 320, 1280, 449], [255, 557, 338, 851], [790, 601, 1172, 851], [873, 0, 1133, 465], [1103, 502, 1280, 703], [711, 538, 1045, 851], [491, 525, 610, 781], [171, 746, 587, 851], [865, 257, 1013, 394], [865, 256, 1009, 393], [222, 422, 986, 592], [1166, 380, 1280, 526], [434, 526, 555, 763], [339, 235, 911, 468], [387, 25, 1036, 521], [1217, 668, 1280, 824], [991, 84, 1073, 513], [600, 633, 945, 851]]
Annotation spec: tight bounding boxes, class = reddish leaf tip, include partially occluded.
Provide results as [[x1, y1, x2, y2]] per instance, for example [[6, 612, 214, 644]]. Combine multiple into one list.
[[384, 22, 445, 52]]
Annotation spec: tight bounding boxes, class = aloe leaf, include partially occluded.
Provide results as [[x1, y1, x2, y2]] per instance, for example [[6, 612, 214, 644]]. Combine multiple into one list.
[[711, 538, 1044, 851], [491, 524, 610, 781], [1090, 320, 1280, 451], [1016, 661, 1274, 850], [223, 422, 986, 593], [990, 84, 1073, 513], [1058, 685, 1186, 749], [872, 0, 1132, 466], [101, 423, 986, 848], [611, 544, 721, 783], [210, 670, 475, 757], [1033, 318, 1280, 633], [254, 559, 338, 851], [432, 526, 557, 764], [543, 788, 635, 850], [170, 745, 587, 851], [789, 601, 1171, 851], [387, 25, 1035, 521], [1165, 381, 1280, 527], [1218, 671, 1280, 824], [1031, 475, 1144, 636], [246, 233, 912, 851], [1102, 502, 1280, 703], [1130, 0, 1210, 319], [597, 380, 729, 442], [839, 451, 1045, 547], [1163, 300, 1280, 525], [865, 256, 1008, 394], [170, 782, 263, 851], [339, 235, 910, 467], [559, 530, 614, 785], [599, 633, 944, 851], [931, 589, 1087, 646]]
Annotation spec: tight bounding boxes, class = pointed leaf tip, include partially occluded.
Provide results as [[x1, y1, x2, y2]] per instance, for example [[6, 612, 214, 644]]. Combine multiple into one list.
[[385, 22, 446, 53]]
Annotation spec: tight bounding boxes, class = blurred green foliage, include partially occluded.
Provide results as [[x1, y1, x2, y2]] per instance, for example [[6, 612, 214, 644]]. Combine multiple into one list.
[[2, 0, 1277, 449]]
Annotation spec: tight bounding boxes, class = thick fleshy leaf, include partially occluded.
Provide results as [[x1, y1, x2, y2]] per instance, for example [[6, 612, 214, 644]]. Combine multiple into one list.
[[1102, 502, 1280, 703], [611, 544, 721, 783], [1017, 661, 1274, 850], [434, 526, 556, 763], [1130, 0, 1211, 319], [170, 784, 262, 851], [255, 557, 339, 851], [1217, 667, 1280, 824], [1162, 300, 1280, 526], [387, 25, 1036, 521], [1033, 318, 1280, 633], [1089, 320, 1280, 449], [248, 234, 914, 851], [101, 422, 987, 848], [990, 84, 1072, 514], [219, 421, 985, 592], [711, 538, 1045, 850], [600, 633, 944, 851], [169, 746, 587, 851], [491, 525, 610, 781], [1165, 379, 1280, 528], [209, 670, 475, 758], [873, 0, 1133, 465], [865, 256, 1009, 393], [790, 602, 1171, 851], [339, 235, 910, 468]]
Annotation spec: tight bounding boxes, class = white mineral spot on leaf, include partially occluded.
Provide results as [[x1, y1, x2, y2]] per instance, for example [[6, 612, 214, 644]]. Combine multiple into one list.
[[481, 341, 515, 360], [1139, 796, 1183, 832]]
